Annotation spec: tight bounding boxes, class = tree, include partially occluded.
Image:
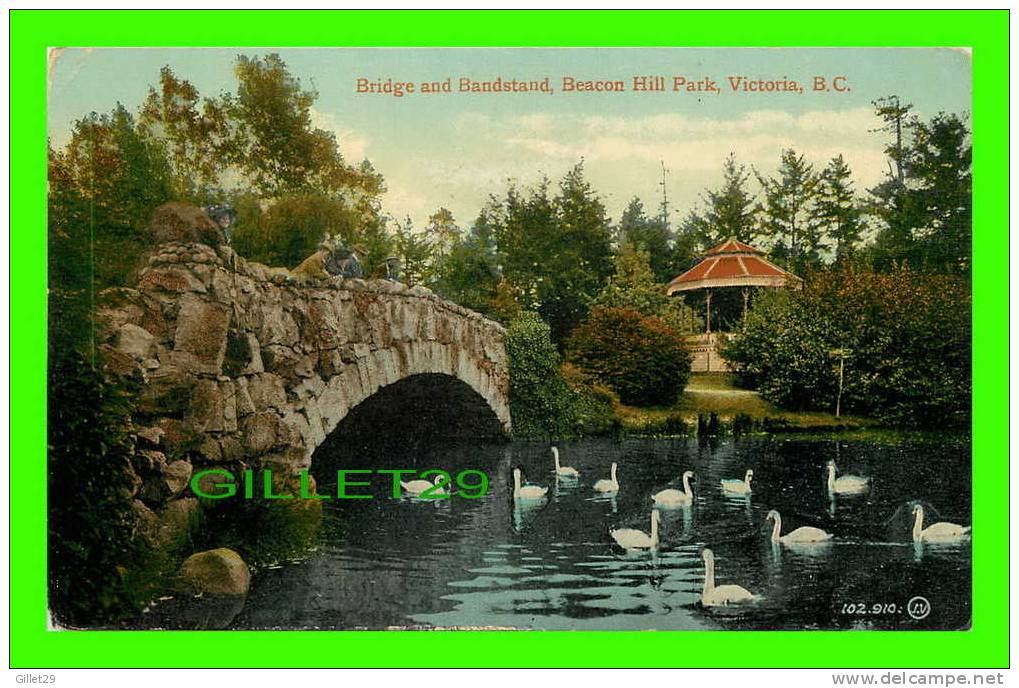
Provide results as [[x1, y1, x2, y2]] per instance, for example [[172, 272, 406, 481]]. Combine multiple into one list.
[[683, 153, 760, 248], [392, 216, 435, 286], [616, 197, 674, 282], [867, 97, 971, 276], [504, 312, 576, 438], [812, 155, 863, 264], [723, 265, 971, 427], [546, 162, 616, 339], [907, 113, 972, 275], [756, 148, 822, 271], [491, 163, 614, 345], [221, 54, 384, 199], [48, 352, 145, 625], [138, 67, 229, 201], [432, 207, 506, 318], [425, 207, 461, 259], [591, 244, 698, 334], [231, 194, 394, 272], [49, 106, 174, 296]]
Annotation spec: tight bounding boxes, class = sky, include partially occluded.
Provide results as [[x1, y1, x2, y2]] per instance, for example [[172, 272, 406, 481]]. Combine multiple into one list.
[[47, 47, 972, 229]]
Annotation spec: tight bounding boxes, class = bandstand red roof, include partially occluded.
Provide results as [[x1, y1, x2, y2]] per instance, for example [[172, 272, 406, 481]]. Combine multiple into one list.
[[666, 237, 802, 295]]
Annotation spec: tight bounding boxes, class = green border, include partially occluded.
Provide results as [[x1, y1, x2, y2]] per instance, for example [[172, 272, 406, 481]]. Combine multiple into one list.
[[11, 9, 1008, 668]]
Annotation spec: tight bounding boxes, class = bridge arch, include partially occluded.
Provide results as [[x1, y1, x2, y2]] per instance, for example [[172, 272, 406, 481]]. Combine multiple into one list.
[[97, 241, 510, 489]]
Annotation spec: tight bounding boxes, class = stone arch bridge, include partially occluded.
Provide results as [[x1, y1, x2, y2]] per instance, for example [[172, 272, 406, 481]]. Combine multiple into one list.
[[97, 241, 510, 529]]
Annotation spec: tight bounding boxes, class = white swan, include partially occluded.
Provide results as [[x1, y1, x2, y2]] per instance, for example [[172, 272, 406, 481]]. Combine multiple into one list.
[[701, 549, 756, 607], [827, 460, 870, 495], [912, 504, 970, 542], [401, 475, 447, 497], [721, 469, 753, 495], [652, 470, 694, 508], [593, 462, 619, 493], [552, 447, 579, 479], [766, 510, 832, 544], [610, 510, 659, 550], [512, 468, 548, 501]]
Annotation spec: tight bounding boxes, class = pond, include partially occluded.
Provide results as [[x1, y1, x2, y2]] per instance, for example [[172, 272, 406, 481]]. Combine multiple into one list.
[[206, 436, 971, 631]]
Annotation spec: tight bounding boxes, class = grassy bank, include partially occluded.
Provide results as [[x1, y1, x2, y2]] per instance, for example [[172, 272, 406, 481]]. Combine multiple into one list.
[[616, 373, 874, 436]]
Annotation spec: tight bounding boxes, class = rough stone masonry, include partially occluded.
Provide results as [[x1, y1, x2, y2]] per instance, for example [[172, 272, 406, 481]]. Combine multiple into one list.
[[94, 205, 510, 549]]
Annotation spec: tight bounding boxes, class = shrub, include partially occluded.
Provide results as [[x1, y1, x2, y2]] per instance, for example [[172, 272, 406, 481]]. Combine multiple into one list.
[[505, 311, 576, 438], [566, 307, 692, 407], [561, 363, 619, 436], [723, 265, 971, 427], [48, 351, 145, 626], [591, 243, 699, 333]]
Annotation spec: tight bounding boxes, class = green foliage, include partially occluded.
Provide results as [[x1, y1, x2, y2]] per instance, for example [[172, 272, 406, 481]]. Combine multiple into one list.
[[591, 243, 699, 333], [505, 311, 616, 438], [505, 312, 576, 438], [432, 208, 504, 318], [723, 266, 971, 427], [681, 153, 760, 248], [51, 53, 390, 290], [560, 363, 619, 436], [616, 197, 676, 282], [566, 307, 693, 407], [813, 155, 863, 264], [48, 106, 175, 291], [47, 351, 145, 626], [222, 54, 384, 198], [138, 66, 229, 200], [867, 98, 972, 276], [756, 148, 823, 272], [201, 499, 323, 568], [231, 193, 393, 271], [392, 216, 437, 286], [490, 163, 615, 344]]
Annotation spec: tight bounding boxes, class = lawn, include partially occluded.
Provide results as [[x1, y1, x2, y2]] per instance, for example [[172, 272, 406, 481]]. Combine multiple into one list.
[[615, 373, 873, 435]]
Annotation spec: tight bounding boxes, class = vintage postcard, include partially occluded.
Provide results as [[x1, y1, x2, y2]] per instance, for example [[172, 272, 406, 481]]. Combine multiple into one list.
[[46, 46, 972, 632]]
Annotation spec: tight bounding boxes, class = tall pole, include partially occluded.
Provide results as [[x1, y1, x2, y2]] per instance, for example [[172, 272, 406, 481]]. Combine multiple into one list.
[[741, 288, 750, 321], [659, 160, 670, 233], [705, 289, 712, 335], [836, 354, 845, 418]]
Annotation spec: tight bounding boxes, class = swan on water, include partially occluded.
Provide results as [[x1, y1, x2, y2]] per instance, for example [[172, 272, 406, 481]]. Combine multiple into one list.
[[552, 446, 580, 479], [766, 510, 832, 544], [826, 460, 870, 495], [721, 469, 753, 495], [912, 504, 970, 542], [701, 548, 756, 607], [652, 470, 694, 508], [513, 468, 548, 501], [401, 475, 447, 497], [593, 462, 620, 493], [610, 510, 659, 550]]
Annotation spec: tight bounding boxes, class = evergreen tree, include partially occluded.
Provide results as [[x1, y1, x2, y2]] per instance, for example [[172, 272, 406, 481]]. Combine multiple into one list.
[[683, 153, 759, 248], [867, 97, 971, 275], [756, 148, 822, 270], [616, 197, 674, 282], [591, 244, 698, 334], [812, 155, 862, 264], [433, 207, 504, 317], [867, 96, 921, 270], [491, 163, 614, 345], [908, 113, 972, 275], [392, 216, 435, 287]]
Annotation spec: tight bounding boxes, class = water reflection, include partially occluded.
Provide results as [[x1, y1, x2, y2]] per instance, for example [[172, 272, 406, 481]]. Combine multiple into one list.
[[222, 436, 970, 631]]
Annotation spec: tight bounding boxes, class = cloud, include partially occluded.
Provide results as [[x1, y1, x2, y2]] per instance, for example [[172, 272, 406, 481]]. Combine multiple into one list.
[[309, 106, 370, 162], [364, 107, 893, 226]]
